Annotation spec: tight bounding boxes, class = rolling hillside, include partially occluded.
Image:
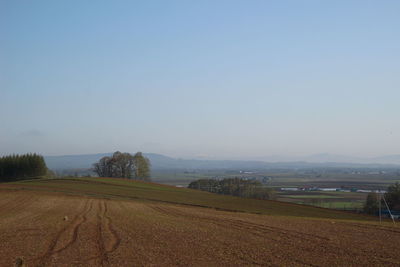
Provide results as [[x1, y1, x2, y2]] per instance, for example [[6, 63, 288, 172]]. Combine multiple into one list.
[[1, 178, 399, 266], [4, 178, 372, 220]]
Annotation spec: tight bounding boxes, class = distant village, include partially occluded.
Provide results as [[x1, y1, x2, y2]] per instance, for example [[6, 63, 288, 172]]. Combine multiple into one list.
[[280, 187, 387, 193]]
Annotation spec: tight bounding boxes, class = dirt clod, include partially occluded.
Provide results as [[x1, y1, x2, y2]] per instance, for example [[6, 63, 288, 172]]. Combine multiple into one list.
[[14, 257, 25, 267]]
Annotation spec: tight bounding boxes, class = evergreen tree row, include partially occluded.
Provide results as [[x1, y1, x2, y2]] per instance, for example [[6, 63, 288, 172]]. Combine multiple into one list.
[[0, 153, 48, 182]]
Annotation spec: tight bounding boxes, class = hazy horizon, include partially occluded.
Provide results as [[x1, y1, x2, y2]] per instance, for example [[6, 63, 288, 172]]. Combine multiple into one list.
[[2, 1, 399, 159], [19, 151, 400, 164]]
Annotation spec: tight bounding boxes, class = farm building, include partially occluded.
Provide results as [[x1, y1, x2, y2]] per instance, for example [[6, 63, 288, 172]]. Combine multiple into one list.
[[280, 187, 299, 191], [319, 188, 338, 192]]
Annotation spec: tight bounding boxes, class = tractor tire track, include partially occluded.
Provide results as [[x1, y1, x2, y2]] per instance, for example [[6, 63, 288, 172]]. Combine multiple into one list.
[[36, 199, 93, 266], [94, 200, 121, 266], [103, 201, 121, 253], [54, 199, 94, 254], [96, 200, 109, 266]]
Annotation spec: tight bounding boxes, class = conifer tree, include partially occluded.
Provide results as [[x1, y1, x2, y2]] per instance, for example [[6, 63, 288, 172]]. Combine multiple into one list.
[[0, 153, 48, 182]]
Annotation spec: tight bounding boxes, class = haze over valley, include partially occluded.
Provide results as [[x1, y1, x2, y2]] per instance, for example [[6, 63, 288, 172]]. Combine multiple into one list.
[[2, 1, 400, 266]]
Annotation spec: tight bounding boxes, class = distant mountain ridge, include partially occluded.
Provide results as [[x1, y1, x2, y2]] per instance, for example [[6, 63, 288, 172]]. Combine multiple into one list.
[[44, 152, 400, 171], [303, 153, 400, 165], [44, 153, 276, 171]]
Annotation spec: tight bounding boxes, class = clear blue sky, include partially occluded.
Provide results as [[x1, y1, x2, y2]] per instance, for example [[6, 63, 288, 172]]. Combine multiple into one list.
[[1, 0, 399, 159]]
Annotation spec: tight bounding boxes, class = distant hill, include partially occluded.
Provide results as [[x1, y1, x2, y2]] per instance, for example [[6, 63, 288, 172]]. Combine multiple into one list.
[[246, 153, 400, 165], [44, 153, 400, 171], [44, 153, 111, 170], [303, 153, 400, 165], [44, 153, 276, 171], [371, 154, 400, 165]]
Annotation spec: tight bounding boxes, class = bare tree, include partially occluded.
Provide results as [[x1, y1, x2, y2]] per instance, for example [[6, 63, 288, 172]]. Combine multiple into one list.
[[133, 152, 151, 181], [93, 156, 113, 177], [93, 151, 151, 181]]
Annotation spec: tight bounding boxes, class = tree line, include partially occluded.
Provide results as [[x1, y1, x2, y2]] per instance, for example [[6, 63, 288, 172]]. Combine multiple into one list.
[[93, 151, 151, 181], [0, 153, 48, 182], [364, 182, 400, 215], [188, 178, 275, 200]]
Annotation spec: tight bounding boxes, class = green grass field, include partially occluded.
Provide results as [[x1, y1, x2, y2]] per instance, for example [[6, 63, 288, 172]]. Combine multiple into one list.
[[276, 191, 367, 210], [283, 195, 343, 199], [4, 177, 375, 221], [316, 201, 364, 209]]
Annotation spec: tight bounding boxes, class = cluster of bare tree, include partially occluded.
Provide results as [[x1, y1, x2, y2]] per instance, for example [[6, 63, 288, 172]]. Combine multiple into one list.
[[188, 178, 275, 200], [93, 151, 151, 181], [364, 182, 400, 215]]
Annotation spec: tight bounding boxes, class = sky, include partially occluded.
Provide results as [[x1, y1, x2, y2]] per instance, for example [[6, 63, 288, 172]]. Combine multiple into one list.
[[1, 0, 400, 159]]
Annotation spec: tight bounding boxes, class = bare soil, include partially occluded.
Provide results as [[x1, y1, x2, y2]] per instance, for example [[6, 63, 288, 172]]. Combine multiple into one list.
[[1, 190, 400, 266]]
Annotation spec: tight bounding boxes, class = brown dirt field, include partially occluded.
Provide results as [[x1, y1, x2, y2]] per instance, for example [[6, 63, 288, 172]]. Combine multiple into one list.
[[1, 190, 400, 267]]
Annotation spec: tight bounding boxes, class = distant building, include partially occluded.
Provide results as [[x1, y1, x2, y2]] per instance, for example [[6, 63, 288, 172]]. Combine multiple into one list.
[[357, 189, 372, 193], [319, 188, 338, 192], [373, 190, 387, 193], [280, 188, 299, 191]]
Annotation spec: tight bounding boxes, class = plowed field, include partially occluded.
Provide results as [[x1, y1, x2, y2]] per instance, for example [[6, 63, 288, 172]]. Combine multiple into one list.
[[1, 179, 400, 266]]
